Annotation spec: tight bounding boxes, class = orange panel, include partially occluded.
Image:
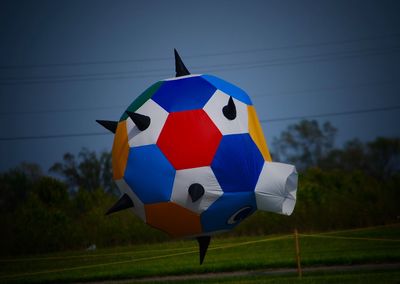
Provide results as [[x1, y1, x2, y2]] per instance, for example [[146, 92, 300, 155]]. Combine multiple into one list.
[[248, 106, 272, 162], [112, 120, 129, 180], [145, 202, 202, 238]]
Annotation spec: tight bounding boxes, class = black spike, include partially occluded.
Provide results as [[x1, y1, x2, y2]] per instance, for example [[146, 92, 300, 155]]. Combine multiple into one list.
[[96, 120, 118, 134], [188, 183, 205, 202], [222, 96, 237, 120], [197, 236, 211, 265], [106, 194, 134, 215], [174, 49, 190, 77], [126, 111, 151, 131]]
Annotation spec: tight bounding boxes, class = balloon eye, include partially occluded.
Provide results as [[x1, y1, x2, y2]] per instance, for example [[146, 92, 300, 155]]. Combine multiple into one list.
[[227, 206, 253, 225], [222, 96, 236, 120], [126, 111, 151, 131], [188, 183, 205, 202]]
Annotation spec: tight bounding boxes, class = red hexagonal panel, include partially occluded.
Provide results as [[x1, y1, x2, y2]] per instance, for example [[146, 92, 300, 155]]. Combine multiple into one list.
[[157, 109, 222, 170]]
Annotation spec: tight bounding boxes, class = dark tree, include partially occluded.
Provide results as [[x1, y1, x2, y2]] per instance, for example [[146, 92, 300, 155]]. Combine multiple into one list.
[[319, 137, 400, 179], [50, 148, 117, 194], [366, 137, 400, 179], [320, 138, 368, 171], [0, 163, 43, 213], [272, 120, 337, 170]]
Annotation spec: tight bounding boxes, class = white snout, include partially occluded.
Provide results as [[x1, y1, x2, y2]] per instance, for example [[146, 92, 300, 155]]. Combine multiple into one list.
[[255, 162, 298, 215]]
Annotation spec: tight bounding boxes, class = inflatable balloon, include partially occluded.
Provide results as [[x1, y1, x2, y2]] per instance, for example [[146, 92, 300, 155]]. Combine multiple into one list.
[[97, 50, 298, 264]]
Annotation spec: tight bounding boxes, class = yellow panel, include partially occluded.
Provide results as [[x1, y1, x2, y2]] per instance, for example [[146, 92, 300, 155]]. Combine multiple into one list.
[[112, 120, 129, 180], [248, 106, 272, 162], [145, 202, 202, 238]]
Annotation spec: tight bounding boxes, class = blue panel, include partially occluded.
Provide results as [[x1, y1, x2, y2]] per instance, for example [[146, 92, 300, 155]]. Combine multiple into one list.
[[201, 192, 256, 233], [211, 134, 264, 193], [151, 76, 216, 112], [124, 144, 175, 204], [202, 75, 252, 105]]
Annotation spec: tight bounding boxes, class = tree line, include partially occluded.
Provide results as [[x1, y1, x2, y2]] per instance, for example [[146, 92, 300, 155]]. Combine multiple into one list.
[[0, 120, 399, 256]]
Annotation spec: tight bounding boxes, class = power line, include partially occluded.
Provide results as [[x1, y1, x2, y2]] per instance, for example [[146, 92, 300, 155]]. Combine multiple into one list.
[[1, 45, 399, 86], [204, 46, 400, 71], [208, 46, 400, 73], [0, 105, 124, 116], [251, 80, 398, 98], [0, 132, 109, 141], [260, 105, 400, 123], [1, 105, 399, 141], [0, 71, 169, 86], [2, 45, 398, 81], [0, 33, 399, 70], [0, 80, 397, 116]]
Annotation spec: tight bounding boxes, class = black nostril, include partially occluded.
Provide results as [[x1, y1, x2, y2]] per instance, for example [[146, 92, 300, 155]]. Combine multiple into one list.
[[222, 96, 236, 120], [188, 183, 205, 202]]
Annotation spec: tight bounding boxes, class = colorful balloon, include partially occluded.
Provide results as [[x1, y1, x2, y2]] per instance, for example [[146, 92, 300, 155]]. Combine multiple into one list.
[[97, 50, 298, 264]]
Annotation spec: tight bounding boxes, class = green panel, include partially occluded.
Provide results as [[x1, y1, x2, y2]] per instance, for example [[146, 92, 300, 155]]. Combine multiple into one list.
[[119, 81, 164, 121]]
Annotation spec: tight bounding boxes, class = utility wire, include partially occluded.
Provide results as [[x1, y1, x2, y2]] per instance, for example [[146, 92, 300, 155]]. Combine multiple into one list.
[[0, 80, 397, 116], [4, 49, 400, 85], [0, 132, 109, 141], [1, 45, 399, 85], [251, 80, 398, 98], [0, 33, 399, 70], [208, 46, 400, 74], [260, 105, 400, 123], [2, 46, 398, 81], [1, 105, 399, 141], [0, 105, 124, 116]]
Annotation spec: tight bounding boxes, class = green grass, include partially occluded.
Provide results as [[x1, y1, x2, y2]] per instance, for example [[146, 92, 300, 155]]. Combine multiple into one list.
[[155, 269, 400, 284], [1, 224, 399, 283]]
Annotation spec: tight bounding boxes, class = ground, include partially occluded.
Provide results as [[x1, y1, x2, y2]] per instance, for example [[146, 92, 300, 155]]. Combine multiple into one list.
[[1, 223, 399, 283]]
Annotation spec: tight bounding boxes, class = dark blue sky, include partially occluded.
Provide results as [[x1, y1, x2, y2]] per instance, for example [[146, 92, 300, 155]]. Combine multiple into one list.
[[1, 0, 399, 172]]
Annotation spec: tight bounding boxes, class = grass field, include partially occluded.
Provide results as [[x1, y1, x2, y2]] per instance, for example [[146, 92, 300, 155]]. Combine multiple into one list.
[[1, 223, 399, 283], [156, 269, 400, 283]]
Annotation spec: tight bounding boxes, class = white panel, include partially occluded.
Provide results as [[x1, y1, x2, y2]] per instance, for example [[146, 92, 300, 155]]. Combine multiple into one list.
[[126, 99, 169, 147], [116, 179, 146, 222], [171, 166, 223, 214], [255, 162, 298, 215], [203, 90, 248, 135]]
